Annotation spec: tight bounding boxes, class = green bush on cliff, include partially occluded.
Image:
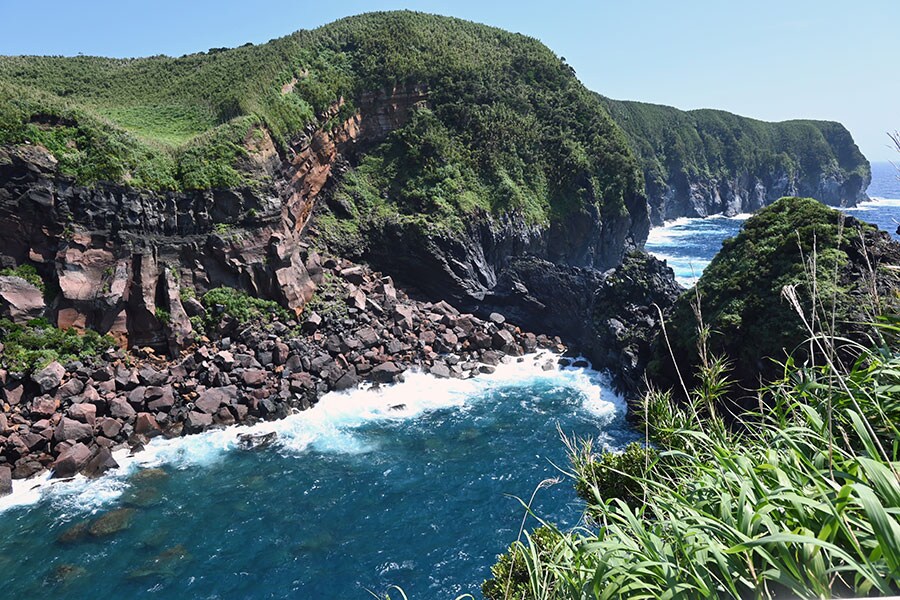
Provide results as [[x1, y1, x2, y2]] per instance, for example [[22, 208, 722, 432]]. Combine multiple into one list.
[[0, 318, 114, 373], [201, 286, 290, 326], [0, 263, 45, 293], [650, 197, 900, 397], [485, 331, 900, 599]]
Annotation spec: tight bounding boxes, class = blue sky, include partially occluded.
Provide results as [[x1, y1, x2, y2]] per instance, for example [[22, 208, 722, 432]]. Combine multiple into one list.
[[1, 0, 897, 160]]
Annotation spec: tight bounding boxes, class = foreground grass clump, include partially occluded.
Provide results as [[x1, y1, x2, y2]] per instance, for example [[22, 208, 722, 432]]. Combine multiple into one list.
[[0, 318, 114, 373], [484, 331, 900, 599], [201, 286, 290, 326]]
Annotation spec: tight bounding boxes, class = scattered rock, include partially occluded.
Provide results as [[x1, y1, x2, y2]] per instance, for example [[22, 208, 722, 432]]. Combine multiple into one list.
[[33, 361, 66, 393], [237, 431, 277, 450], [52, 442, 92, 478]]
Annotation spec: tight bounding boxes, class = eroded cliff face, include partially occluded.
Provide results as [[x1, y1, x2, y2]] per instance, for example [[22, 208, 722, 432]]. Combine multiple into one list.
[[0, 81, 656, 372], [0, 86, 430, 353], [645, 166, 870, 223]]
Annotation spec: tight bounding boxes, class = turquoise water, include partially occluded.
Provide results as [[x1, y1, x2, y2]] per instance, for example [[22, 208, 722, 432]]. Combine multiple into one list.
[[646, 163, 900, 285], [0, 357, 634, 599]]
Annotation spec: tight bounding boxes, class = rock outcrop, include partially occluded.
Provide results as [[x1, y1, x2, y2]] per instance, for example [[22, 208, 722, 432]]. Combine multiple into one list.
[[0, 86, 429, 354], [650, 198, 900, 408]]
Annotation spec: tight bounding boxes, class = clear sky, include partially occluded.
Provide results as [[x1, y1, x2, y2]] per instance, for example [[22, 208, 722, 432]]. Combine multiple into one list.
[[1, 0, 897, 160]]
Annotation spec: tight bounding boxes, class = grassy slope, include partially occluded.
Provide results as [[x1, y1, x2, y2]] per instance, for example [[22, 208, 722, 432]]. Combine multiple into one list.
[[0, 11, 641, 230], [599, 96, 870, 193]]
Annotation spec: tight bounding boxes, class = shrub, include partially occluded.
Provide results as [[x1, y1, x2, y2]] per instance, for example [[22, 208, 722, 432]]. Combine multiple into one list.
[[201, 286, 289, 325], [0, 318, 114, 373]]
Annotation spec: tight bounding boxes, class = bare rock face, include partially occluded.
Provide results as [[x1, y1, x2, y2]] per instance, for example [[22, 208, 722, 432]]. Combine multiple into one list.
[[0, 275, 45, 323]]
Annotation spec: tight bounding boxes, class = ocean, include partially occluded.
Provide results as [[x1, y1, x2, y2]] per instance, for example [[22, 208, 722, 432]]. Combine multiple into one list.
[[0, 355, 635, 599], [2, 165, 897, 599], [646, 162, 900, 285]]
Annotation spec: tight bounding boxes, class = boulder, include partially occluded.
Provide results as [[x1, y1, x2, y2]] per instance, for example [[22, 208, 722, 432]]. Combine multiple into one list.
[[370, 361, 402, 383], [67, 402, 97, 425], [134, 413, 162, 437], [109, 397, 137, 420], [185, 410, 213, 431], [32, 361, 65, 393], [146, 386, 175, 412], [52, 442, 92, 478], [54, 417, 94, 442], [429, 362, 451, 379], [0, 275, 45, 323], [30, 396, 60, 418], [82, 446, 119, 478], [195, 385, 238, 414], [88, 508, 135, 537], [0, 465, 11, 497], [241, 369, 267, 387], [238, 431, 277, 450], [98, 418, 123, 439]]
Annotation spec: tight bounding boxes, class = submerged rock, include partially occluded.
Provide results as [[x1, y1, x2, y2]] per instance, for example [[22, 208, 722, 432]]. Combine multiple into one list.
[[88, 508, 136, 538]]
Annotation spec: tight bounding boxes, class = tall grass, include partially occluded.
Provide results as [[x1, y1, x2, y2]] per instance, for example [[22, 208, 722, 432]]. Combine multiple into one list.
[[484, 227, 900, 599]]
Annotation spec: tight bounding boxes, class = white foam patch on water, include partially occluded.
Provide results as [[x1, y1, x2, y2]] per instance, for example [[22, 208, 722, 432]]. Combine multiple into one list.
[[844, 197, 900, 211], [646, 213, 750, 246], [0, 352, 622, 514]]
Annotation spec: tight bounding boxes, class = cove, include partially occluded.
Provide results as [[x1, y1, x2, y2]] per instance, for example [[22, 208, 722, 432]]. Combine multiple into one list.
[[0, 354, 634, 599]]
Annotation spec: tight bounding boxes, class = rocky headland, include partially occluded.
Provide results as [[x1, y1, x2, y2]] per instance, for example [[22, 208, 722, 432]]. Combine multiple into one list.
[[600, 97, 871, 223], [0, 11, 877, 493]]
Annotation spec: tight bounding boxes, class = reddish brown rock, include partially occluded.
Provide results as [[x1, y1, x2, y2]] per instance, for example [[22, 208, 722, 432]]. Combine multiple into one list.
[[109, 397, 136, 420], [30, 396, 60, 418], [134, 413, 162, 437], [52, 442, 92, 478], [54, 417, 93, 443], [0, 275, 45, 323], [67, 403, 97, 425], [241, 369, 267, 387]]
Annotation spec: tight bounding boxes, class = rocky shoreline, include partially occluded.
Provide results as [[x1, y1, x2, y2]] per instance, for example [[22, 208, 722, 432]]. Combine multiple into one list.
[[0, 257, 565, 495]]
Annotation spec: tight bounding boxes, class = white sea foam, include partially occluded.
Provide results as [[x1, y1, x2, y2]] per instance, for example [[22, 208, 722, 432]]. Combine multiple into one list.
[[0, 352, 622, 514], [646, 213, 750, 246], [843, 196, 900, 211]]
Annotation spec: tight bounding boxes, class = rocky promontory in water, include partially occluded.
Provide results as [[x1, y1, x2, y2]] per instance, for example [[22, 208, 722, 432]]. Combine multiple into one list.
[[0, 11, 875, 489]]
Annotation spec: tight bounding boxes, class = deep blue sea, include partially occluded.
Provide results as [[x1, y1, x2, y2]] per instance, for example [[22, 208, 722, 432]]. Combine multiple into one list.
[[646, 162, 900, 285], [0, 356, 635, 599]]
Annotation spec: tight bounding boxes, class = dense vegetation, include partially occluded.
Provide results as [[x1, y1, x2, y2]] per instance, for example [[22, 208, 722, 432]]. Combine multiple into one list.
[[0, 318, 114, 373], [599, 97, 870, 211], [0, 11, 641, 231], [650, 197, 900, 399], [485, 320, 900, 599], [200, 287, 290, 327]]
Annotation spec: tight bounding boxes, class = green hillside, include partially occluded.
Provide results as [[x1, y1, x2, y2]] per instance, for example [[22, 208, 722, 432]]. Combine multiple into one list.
[[0, 11, 641, 228], [599, 97, 870, 214]]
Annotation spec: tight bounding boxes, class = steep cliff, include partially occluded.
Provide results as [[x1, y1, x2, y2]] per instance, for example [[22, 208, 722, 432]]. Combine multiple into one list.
[[599, 97, 871, 224], [0, 12, 651, 351]]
